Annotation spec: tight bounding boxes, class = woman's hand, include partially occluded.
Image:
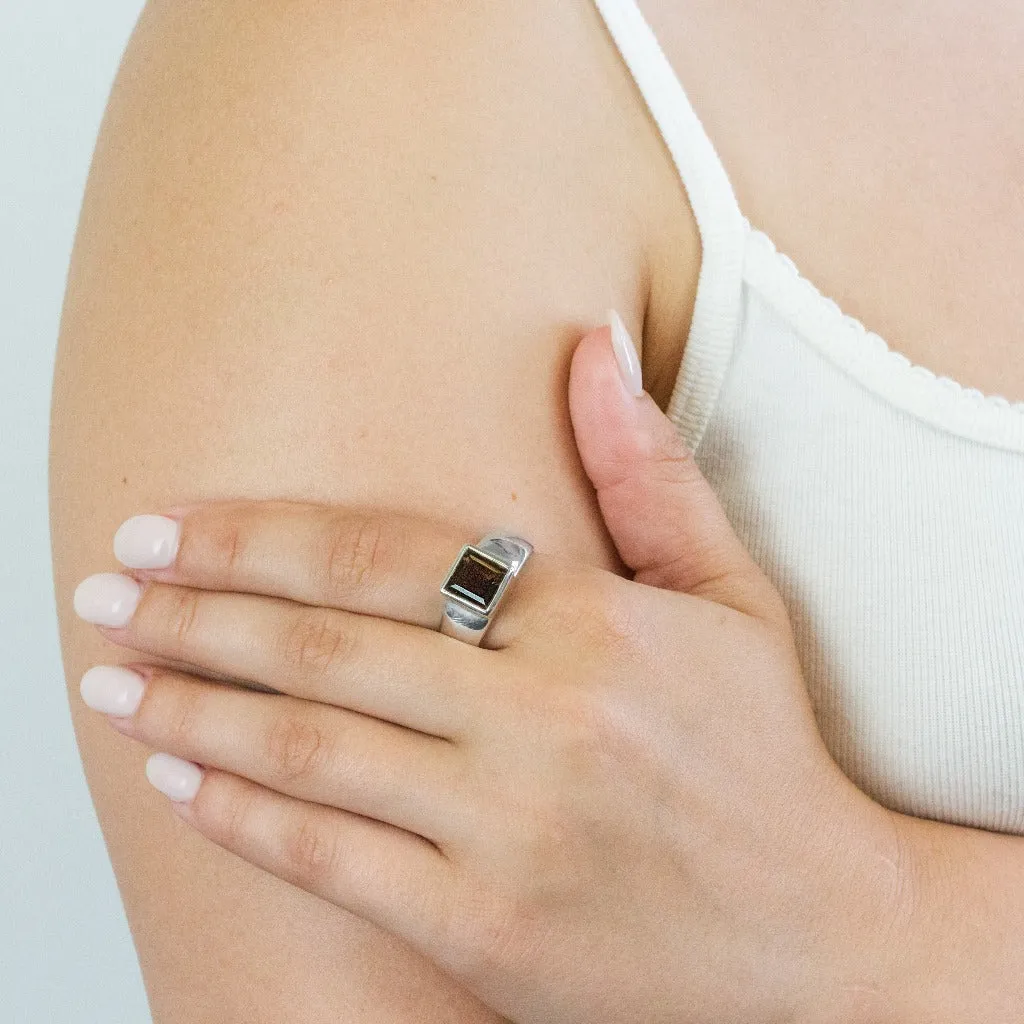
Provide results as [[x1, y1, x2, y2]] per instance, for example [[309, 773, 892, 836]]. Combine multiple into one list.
[[72, 315, 915, 1024]]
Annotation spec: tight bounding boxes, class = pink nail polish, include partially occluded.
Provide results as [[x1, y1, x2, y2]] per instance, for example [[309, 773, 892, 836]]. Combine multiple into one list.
[[114, 514, 181, 569], [607, 308, 643, 397], [145, 753, 203, 802], [73, 573, 142, 627], [80, 665, 145, 715]]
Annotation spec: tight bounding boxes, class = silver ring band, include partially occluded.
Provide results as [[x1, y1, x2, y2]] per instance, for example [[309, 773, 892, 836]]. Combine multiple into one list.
[[438, 533, 533, 646]]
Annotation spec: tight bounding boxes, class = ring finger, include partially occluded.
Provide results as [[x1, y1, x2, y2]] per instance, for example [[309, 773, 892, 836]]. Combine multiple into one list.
[[116, 499, 547, 649]]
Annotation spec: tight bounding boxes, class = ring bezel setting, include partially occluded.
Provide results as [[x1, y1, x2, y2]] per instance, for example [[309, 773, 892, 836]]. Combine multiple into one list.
[[438, 533, 533, 646], [440, 544, 515, 616]]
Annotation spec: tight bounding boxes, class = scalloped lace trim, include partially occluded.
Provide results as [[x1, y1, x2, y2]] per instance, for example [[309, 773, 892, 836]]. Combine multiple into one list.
[[740, 217, 1024, 451]]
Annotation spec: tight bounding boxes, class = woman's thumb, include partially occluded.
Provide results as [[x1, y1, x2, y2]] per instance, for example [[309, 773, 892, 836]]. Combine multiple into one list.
[[568, 311, 786, 624]]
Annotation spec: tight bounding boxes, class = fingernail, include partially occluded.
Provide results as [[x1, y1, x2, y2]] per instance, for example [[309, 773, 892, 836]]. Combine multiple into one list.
[[146, 753, 203, 802], [607, 308, 643, 397], [73, 573, 142, 627], [114, 514, 181, 569], [79, 665, 145, 716]]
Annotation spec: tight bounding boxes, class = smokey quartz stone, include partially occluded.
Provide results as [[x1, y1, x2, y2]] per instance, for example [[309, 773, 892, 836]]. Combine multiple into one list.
[[442, 546, 509, 612]]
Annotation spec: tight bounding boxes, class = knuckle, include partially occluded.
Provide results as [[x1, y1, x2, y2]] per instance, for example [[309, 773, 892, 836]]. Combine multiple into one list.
[[216, 780, 257, 850], [202, 515, 247, 577], [264, 711, 328, 783], [162, 682, 206, 751], [318, 511, 395, 602], [281, 607, 354, 679], [553, 685, 631, 773], [535, 570, 637, 654], [437, 885, 524, 984], [451, 855, 575, 988], [165, 587, 203, 652], [590, 582, 639, 652], [284, 815, 340, 886]]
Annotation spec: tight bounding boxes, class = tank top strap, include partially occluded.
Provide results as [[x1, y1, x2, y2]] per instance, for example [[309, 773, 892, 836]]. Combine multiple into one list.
[[592, 0, 748, 451]]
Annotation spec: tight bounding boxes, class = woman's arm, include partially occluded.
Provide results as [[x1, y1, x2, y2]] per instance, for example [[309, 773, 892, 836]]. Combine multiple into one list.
[[48, 0, 698, 1019], [874, 817, 1024, 1020]]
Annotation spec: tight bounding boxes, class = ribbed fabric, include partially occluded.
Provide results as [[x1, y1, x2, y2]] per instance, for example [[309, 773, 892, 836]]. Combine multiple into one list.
[[592, 0, 1024, 834], [590, 0, 746, 453]]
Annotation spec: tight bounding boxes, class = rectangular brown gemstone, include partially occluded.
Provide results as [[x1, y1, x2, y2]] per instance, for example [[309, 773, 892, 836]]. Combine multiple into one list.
[[443, 548, 507, 610]]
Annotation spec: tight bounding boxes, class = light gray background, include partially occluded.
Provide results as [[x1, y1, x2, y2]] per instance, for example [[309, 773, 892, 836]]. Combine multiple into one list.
[[2, 2, 152, 1020]]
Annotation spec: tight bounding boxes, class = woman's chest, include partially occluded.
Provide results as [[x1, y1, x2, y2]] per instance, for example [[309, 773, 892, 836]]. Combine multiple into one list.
[[641, 0, 1024, 404], [695, 293, 1024, 833]]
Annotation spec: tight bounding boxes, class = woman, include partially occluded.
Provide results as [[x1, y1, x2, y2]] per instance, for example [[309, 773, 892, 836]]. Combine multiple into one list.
[[50, 0, 1023, 1019]]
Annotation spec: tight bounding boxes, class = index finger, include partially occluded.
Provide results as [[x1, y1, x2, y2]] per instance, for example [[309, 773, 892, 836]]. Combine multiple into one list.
[[111, 499, 542, 644]]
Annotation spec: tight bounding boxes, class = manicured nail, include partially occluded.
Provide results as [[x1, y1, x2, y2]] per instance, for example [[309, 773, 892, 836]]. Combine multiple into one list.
[[607, 308, 643, 397], [114, 514, 181, 569], [80, 665, 145, 715], [146, 753, 203, 802], [73, 573, 142, 627]]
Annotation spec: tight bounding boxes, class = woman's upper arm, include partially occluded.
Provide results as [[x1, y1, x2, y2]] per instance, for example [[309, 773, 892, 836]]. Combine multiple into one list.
[[49, 0, 692, 1020]]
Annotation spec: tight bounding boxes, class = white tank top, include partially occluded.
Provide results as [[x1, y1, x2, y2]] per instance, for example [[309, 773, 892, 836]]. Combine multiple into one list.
[[592, 0, 1024, 835]]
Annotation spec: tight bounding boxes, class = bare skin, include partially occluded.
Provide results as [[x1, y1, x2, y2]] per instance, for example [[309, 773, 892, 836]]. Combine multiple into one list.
[[642, 0, 1024, 406], [50, 0, 1020, 1021]]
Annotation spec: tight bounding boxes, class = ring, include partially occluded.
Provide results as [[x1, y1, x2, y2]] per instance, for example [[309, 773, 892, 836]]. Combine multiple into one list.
[[438, 533, 534, 646]]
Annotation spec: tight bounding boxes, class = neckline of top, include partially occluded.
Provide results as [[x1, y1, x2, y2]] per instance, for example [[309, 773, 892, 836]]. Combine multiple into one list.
[[588, 0, 1024, 454], [740, 219, 1024, 455]]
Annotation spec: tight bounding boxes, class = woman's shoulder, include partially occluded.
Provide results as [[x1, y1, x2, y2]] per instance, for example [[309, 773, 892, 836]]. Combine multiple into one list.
[[79, 0, 695, 402]]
